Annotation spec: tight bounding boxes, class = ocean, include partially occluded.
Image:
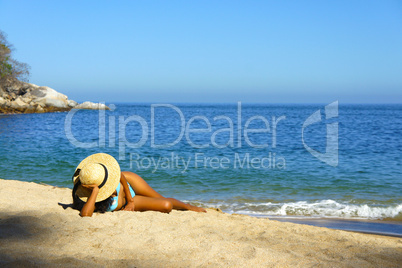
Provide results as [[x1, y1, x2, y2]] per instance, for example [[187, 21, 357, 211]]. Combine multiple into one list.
[[0, 103, 401, 233]]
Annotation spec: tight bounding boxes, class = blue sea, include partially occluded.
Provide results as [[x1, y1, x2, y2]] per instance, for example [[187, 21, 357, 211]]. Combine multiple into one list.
[[1, 103, 401, 234]]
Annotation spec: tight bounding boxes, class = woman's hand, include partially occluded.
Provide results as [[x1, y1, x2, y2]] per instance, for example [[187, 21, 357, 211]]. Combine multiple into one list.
[[120, 173, 135, 211], [81, 184, 99, 191], [123, 201, 135, 211], [80, 184, 99, 217]]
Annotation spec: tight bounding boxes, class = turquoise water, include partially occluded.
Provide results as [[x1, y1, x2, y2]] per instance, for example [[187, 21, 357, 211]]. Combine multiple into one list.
[[0, 103, 401, 221]]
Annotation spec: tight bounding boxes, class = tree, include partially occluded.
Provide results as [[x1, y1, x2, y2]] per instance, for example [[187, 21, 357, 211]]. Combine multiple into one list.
[[0, 30, 30, 82]]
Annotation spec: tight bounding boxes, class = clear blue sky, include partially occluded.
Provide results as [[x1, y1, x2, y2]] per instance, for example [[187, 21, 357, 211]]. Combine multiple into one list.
[[1, 0, 401, 103]]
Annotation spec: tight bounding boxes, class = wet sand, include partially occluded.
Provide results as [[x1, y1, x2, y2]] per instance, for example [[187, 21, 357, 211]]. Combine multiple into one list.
[[270, 217, 402, 237], [0, 179, 401, 267]]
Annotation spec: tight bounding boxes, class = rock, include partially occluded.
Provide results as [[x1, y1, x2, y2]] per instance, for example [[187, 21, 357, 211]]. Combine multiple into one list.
[[35, 104, 45, 113], [74, 101, 110, 110], [24, 85, 69, 109], [9, 97, 28, 110], [21, 96, 31, 104], [68, 100, 78, 108], [0, 78, 110, 114]]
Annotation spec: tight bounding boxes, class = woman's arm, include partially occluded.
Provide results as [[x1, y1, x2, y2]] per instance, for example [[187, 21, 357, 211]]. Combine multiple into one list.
[[120, 172, 135, 211], [80, 185, 99, 217]]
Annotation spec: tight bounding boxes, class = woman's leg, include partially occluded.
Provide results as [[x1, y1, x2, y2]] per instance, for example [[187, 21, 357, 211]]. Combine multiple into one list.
[[123, 172, 206, 212], [165, 198, 206, 212], [122, 171, 164, 198], [132, 195, 172, 213], [132, 196, 206, 213]]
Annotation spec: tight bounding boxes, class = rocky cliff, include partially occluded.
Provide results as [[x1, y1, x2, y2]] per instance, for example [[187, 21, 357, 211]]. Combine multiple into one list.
[[0, 78, 109, 114]]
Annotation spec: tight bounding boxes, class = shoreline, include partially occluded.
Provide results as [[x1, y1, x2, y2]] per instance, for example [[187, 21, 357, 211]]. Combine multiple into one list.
[[219, 213, 402, 238], [0, 178, 401, 267], [2, 177, 402, 236], [268, 216, 402, 238]]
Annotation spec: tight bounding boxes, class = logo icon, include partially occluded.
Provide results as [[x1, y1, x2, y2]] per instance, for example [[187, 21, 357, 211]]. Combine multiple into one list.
[[302, 101, 338, 167]]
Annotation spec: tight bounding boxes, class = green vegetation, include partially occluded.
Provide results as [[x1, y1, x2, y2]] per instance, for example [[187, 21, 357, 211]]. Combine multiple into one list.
[[0, 30, 30, 82]]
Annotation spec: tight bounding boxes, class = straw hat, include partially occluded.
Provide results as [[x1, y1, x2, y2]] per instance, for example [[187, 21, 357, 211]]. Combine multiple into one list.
[[72, 153, 121, 202]]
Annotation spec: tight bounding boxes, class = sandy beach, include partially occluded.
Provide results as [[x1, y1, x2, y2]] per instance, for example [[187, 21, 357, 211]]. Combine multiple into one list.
[[0, 179, 400, 267]]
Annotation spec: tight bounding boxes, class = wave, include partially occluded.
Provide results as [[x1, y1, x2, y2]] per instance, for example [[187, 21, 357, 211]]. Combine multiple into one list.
[[197, 199, 402, 220]]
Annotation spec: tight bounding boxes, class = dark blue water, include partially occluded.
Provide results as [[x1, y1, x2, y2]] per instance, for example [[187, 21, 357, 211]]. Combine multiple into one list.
[[0, 103, 401, 221]]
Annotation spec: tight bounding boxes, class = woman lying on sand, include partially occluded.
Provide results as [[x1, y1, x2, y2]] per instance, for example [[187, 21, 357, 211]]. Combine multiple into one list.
[[72, 153, 206, 217]]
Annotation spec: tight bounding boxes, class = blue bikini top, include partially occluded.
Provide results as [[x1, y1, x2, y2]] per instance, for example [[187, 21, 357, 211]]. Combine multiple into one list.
[[106, 183, 135, 212], [107, 183, 121, 212]]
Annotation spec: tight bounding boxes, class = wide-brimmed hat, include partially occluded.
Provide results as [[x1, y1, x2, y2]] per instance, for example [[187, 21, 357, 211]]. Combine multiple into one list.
[[72, 153, 121, 202]]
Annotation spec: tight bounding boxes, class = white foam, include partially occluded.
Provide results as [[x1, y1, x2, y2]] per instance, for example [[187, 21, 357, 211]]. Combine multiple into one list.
[[198, 199, 402, 220], [272, 200, 402, 219]]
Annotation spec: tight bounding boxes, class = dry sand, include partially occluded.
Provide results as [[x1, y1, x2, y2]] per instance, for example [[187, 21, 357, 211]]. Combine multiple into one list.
[[0, 179, 401, 267]]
